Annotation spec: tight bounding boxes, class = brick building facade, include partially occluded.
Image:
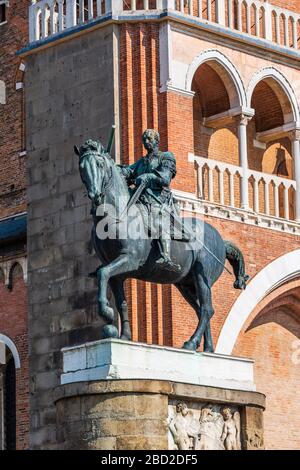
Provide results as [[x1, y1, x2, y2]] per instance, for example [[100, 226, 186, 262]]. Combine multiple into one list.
[[1, 0, 300, 450], [0, 0, 30, 450]]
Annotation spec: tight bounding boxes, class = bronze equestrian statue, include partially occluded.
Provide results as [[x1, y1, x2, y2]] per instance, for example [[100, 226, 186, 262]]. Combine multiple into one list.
[[75, 129, 249, 352]]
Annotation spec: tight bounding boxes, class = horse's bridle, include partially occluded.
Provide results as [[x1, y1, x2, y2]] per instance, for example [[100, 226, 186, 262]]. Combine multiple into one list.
[[98, 154, 113, 203], [81, 150, 114, 211]]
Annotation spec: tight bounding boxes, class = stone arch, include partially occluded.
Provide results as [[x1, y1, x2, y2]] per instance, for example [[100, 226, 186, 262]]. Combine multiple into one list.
[[247, 67, 300, 124], [8, 258, 27, 289], [216, 249, 300, 355], [0, 257, 27, 289], [0, 334, 21, 368], [8, 262, 24, 290], [185, 50, 247, 108]]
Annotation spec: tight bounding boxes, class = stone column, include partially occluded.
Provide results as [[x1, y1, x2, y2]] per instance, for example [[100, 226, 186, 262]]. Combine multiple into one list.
[[160, 0, 176, 9], [106, 0, 124, 15], [290, 130, 300, 222], [215, 0, 226, 26], [66, 0, 77, 28], [263, 0, 272, 41], [29, 1, 38, 43], [237, 114, 252, 211]]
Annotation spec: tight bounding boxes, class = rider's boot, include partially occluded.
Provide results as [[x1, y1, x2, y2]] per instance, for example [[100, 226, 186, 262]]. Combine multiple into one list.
[[156, 238, 181, 273]]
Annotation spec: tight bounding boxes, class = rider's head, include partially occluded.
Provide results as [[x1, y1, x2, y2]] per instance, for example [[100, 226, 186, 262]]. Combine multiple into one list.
[[142, 129, 160, 153]]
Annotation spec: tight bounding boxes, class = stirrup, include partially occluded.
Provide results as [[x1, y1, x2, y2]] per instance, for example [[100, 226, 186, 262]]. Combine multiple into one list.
[[156, 257, 181, 273]]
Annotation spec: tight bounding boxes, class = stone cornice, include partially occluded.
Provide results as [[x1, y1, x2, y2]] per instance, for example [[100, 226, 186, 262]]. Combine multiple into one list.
[[18, 10, 300, 67]]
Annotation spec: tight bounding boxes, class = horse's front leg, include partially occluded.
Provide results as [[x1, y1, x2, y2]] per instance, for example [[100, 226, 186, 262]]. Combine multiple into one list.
[[97, 255, 130, 324], [109, 278, 131, 341]]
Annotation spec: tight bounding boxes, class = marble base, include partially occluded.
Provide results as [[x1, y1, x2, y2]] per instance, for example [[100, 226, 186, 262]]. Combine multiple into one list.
[[61, 338, 255, 392]]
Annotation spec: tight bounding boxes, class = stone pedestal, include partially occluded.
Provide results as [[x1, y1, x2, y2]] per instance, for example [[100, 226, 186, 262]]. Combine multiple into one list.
[[55, 339, 265, 450]]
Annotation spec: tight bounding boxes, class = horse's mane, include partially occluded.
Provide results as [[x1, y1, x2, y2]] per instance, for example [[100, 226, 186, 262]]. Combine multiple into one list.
[[80, 139, 129, 195], [99, 149, 129, 195]]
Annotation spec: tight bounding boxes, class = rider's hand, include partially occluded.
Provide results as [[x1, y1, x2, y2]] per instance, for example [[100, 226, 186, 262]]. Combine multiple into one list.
[[135, 174, 151, 186]]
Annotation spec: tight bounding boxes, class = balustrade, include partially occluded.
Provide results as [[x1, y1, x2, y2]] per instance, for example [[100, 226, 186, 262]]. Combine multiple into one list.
[[29, 0, 300, 51], [194, 156, 297, 222]]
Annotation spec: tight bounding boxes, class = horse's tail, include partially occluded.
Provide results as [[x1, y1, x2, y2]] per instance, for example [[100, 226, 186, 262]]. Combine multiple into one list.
[[224, 240, 249, 290]]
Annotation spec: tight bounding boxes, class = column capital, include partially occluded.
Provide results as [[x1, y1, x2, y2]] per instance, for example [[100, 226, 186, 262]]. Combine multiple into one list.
[[288, 130, 300, 141], [235, 114, 253, 126], [233, 107, 255, 126]]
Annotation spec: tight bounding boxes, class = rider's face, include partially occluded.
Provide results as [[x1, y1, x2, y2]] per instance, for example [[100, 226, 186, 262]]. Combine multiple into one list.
[[143, 134, 157, 152]]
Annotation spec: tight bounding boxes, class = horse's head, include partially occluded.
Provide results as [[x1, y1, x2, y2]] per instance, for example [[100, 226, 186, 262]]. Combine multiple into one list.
[[75, 139, 109, 206]]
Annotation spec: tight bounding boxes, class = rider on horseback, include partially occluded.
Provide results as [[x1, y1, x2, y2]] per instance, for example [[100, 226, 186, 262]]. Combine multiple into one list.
[[119, 129, 182, 273]]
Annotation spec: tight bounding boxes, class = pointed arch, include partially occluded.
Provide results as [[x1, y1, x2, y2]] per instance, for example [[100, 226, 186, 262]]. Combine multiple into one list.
[[0, 335, 21, 368]]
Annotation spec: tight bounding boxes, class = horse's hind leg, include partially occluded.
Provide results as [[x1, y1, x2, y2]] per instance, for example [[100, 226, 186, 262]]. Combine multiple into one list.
[[176, 283, 214, 353], [182, 265, 214, 352], [203, 321, 214, 353], [109, 278, 131, 341]]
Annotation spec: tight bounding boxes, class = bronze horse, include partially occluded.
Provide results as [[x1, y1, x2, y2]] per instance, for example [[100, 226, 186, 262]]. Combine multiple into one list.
[[76, 140, 248, 352]]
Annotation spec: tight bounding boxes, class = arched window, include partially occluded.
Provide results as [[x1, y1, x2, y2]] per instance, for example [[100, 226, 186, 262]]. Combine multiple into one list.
[[8, 262, 24, 290], [4, 356, 16, 450], [0, 341, 18, 450], [0, 1, 7, 25]]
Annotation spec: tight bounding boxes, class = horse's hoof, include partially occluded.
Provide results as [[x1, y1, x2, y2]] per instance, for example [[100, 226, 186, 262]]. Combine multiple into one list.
[[204, 346, 214, 353], [120, 326, 132, 341], [102, 324, 119, 339], [99, 305, 114, 323], [182, 340, 197, 351], [120, 334, 131, 341]]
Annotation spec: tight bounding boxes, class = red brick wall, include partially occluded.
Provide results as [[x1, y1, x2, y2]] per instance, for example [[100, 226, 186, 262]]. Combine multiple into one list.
[[0, 273, 29, 450], [0, 3, 298, 449], [119, 20, 300, 345], [233, 279, 300, 450], [0, 0, 29, 450], [119, 21, 300, 450], [192, 64, 230, 118], [119, 22, 160, 165], [251, 81, 284, 133], [191, 63, 295, 216], [270, 0, 299, 12], [136, 210, 299, 354], [0, 0, 29, 219]]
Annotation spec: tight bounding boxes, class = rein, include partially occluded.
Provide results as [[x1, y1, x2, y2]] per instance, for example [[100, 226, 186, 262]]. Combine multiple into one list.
[[87, 151, 232, 276], [99, 156, 114, 203]]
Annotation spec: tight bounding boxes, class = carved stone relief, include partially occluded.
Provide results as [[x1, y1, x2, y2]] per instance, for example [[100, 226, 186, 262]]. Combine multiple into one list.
[[168, 401, 241, 450]]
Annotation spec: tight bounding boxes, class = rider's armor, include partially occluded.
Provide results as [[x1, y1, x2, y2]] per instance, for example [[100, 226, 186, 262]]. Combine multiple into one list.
[[119, 151, 182, 272]]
